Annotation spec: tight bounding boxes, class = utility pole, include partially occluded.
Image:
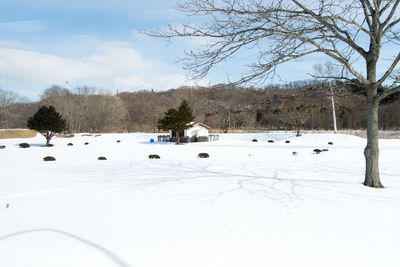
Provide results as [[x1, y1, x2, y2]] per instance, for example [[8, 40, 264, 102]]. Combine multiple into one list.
[[328, 81, 338, 133]]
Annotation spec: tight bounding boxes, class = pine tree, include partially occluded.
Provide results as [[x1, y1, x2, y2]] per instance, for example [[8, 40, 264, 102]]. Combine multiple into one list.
[[158, 100, 195, 144], [27, 105, 66, 146], [178, 99, 195, 123]]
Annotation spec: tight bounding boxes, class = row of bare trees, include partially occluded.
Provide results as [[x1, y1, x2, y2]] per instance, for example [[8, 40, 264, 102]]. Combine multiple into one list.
[[2, 81, 399, 135], [40, 86, 127, 133]]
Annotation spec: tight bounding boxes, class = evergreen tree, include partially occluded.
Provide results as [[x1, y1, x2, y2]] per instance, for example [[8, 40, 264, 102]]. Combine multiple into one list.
[[158, 100, 195, 144], [178, 99, 195, 123], [27, 105, 66, 146]]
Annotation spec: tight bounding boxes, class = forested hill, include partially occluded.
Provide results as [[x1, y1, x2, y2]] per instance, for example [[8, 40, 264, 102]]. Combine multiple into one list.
[[1, 81, 399, 133]]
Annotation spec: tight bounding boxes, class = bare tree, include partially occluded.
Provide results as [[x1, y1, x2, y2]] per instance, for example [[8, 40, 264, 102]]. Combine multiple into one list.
[[148, 0, 400, 188], [0, 89, 27, 128], [41, 85, 75, 132], [313, 62, 341, 133], [216, 106, 244, 132], [84, 93, 127, 133], [0, 89, 19, 108], [202, 99, 242, 132], [279, 104, 312, 137], [0, 90, 18, 128]]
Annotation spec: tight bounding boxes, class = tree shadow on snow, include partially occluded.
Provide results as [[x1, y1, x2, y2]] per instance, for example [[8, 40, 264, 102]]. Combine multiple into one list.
[[128, 161, 400, 208], [0, 228, 131, 267], [65, 160, 400, 209]]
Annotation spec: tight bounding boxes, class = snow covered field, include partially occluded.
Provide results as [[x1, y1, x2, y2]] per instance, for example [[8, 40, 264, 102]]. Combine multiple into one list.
[[1, 132, 400, 267]]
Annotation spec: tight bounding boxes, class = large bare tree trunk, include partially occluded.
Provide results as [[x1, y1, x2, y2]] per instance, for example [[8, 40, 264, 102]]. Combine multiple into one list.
[[363, 99, 383, 188], [363, 39, 384, 187]]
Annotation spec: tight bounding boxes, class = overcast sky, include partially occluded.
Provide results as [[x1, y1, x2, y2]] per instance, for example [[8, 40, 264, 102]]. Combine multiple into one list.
[[0, 0, 333, 100]]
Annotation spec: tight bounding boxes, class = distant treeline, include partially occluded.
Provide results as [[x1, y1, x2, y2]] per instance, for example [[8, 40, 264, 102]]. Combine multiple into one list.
[[1, 80, 399, 133]]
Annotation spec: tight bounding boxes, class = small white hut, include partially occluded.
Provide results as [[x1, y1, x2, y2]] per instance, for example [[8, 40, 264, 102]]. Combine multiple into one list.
[[185, 122, 211, 138], [169, 122, 211, 142]]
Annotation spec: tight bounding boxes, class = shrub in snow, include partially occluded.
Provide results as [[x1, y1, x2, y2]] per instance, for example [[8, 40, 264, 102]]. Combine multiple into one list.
[[19, 143, 30, 148], [268, 140, 274, 143], [285, 140, 290, 143], [328, 142, 333, 145], [84, 142, 89, 145], [67, 143, 73, 146], [0, 145, 5, 149], [43, 156, 56, 161], [313, 149, 322, 154], [252, 139, 258, 142], [148, 154, 160, 159], [323, 149, 329, 152], [94, 134, 101, 137], [292, 151, 298, 156], [98, 156, 107, 160], [198, 153, 210, 158], [117, 140, 121, 143]]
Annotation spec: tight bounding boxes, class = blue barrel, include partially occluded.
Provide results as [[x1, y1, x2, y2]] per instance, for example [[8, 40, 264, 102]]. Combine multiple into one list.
[[150, 138, 155, 143]]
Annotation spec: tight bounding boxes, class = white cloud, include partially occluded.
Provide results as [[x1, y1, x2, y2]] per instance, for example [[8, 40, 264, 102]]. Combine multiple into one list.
[[88, 41, 155, 74], [0, 48, 104, 83], [0, 39, 207, 94], [0, 20, 46, 32]]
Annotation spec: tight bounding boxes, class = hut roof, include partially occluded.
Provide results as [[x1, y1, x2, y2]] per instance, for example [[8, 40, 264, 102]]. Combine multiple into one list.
[[188, 122, 211, 129]]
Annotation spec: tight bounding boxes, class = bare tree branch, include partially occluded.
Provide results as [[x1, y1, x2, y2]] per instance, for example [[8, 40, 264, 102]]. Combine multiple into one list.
[[381, 0, 400, 29], [377, 52, 400, 84], [377, 84, 400, 102]]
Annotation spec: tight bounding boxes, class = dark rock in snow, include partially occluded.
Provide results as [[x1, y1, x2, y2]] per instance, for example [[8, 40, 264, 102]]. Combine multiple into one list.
[[313, 149, 322, 154], [43, 156, 56, 161], [19, 143, 30, 148]]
